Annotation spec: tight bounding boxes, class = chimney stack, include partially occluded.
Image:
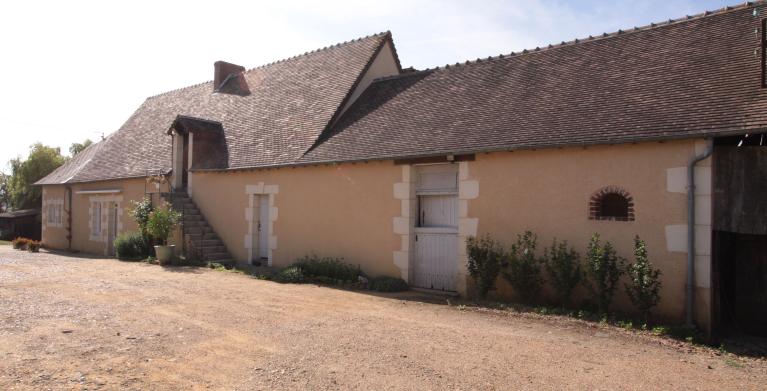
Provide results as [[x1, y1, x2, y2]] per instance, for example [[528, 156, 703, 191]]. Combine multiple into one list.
[[213, 61, 248, 95]]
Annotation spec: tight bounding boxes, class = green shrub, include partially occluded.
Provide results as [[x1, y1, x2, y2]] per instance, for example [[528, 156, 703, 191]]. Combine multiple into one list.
[[114, 231, 150, 260], [466, 235, 505, 299], [129, 197, 154, 240], [503, 231, 543, 304], [27, 240, 41, 253], [625, 236, 662, 324], [273, 266, 305, 283], [11, 237, 31, 250], [543, 239, 582, 307], [585, 233, 625, 314], [370, 276, 409, 292], [294, 255, 359, 282], [146, 203, 181, 245]]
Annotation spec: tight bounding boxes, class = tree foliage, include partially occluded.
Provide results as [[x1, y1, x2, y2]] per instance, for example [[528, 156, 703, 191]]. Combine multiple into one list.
[[7, 143, 66, 210], [625, 236, 662, 324], [585, 233, 625, 314], [69, 139, 93, 156], [0, 172, 10, 213], [543, 239, 582, 307], [503, 231, 543, 304], [466, 235, 505, 299]]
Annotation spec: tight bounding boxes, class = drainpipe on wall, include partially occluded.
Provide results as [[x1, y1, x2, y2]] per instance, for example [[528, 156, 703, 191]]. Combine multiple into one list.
[[686, 138, 713, 327]]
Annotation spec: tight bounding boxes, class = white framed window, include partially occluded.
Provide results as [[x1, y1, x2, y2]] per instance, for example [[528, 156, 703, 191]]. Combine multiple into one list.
[[45, 199, 64, 228]]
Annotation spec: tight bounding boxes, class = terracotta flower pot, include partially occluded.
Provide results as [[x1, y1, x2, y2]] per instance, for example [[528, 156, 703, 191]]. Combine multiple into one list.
[[154, 245, 175, 265]]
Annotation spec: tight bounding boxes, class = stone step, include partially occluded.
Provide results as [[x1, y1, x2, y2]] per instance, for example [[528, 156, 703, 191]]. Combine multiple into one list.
[[201, 245, 227, 254], [203, 252, 231, 261], [184, 226, 214, 235], [182, 220, 209, 228], [182, 214, 204, 221], [185, 233, 219, 242]]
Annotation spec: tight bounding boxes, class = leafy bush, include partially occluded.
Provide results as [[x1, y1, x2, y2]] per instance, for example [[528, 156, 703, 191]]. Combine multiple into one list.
[[11, 237, 31, 250], [129, 197, 154, 240], [273, 265, 305, 283], [27, 240, 41, 252], [625, 236, 662, 324], [585, 233, 625, 314], [466, 235, 505, 299], [370, 276, 409, 292], [114, 231, 150, 260], [543, 239, 582, 307], [503, 231, 543, 304], [293, 255, 360, 282], [146, 203, 181, 245]]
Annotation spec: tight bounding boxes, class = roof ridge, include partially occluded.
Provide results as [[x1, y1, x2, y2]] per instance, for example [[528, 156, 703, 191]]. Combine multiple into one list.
[[145, 31, 391, 100], [414, 1, 764, 74]]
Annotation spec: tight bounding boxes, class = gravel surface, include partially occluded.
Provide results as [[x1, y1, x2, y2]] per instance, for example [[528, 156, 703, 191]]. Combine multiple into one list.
[[0, 246, 765, 390]]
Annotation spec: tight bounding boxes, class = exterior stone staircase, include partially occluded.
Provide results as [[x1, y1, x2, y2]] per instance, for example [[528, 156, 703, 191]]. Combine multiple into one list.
[[162, 190, 233, 263]]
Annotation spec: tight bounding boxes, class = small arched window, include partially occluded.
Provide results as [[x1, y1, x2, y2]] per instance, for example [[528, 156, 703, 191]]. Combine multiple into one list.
[[589, 186, 635, 221]]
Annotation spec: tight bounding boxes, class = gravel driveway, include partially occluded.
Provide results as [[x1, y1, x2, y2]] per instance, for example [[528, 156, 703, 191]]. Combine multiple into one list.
[[0, 246, 765, 390]]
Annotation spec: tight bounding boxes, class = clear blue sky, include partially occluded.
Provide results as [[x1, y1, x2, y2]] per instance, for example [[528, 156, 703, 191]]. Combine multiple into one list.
[[0, 0, 736, 172]]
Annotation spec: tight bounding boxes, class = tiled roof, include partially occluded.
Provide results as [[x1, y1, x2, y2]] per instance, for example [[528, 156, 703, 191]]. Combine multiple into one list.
[[302, 3, 767, 163], [37, 32, 394, 184]]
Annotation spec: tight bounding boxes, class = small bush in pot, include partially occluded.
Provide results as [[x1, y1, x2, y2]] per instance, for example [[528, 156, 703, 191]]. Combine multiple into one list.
[[129, 197, 154, 241], [466, 235, 505, 299], [146, 203, 181, 265]]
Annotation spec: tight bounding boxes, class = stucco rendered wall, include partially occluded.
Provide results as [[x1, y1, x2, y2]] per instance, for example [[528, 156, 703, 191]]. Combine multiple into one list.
[[42, 178, 172, 255], [191, 161, 402, 277], [466, 139, 711, 327]]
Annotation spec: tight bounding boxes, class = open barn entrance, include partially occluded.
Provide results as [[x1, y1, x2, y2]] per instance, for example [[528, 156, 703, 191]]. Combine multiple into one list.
[[712, 134, 767, 337]]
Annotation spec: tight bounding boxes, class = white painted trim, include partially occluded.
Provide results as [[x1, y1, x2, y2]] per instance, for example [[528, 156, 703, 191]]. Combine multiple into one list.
[[392, 165, 415, 281], [244, 183, 279, 265], [456, 161, 479, 295]]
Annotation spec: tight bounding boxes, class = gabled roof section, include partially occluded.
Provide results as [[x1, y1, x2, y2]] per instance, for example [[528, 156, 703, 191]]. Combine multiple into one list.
[[37, 32, 394, 184], [35, 140, 105, 185], [302, 3, 767, 163]]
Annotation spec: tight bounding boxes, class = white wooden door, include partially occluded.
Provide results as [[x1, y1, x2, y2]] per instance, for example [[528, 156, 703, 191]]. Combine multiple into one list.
[[258, 195, 269, 261], [413, 164, 459, 291], [414, 228, 458, 291]]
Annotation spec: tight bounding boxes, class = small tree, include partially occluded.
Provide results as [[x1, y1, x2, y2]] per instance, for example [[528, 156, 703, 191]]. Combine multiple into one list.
[[466, 235, 505, 299], [503, 231, 543, 304], [543, 239, 582, 307], [146, 203, 181, 246], [129, 197, 154, 240], [625, 236, 662, 324], [585, 233, 625, 314]]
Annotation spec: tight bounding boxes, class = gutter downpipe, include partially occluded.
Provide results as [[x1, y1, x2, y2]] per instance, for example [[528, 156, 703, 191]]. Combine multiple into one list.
[[686, 138, 713, 327]]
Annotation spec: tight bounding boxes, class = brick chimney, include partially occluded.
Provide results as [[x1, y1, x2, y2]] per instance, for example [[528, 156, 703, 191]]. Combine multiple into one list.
[[213, 61, 249, 95]]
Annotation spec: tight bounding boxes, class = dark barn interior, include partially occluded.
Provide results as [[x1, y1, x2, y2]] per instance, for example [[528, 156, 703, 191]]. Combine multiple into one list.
[[713, 133, 767, 337]]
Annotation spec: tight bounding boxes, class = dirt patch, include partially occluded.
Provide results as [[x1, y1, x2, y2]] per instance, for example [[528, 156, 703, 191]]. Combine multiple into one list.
[[0, 247, 765, 390]]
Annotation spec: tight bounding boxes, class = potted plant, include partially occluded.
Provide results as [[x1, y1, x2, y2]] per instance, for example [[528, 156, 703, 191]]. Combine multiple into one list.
[[146, 203, 181, 265]]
